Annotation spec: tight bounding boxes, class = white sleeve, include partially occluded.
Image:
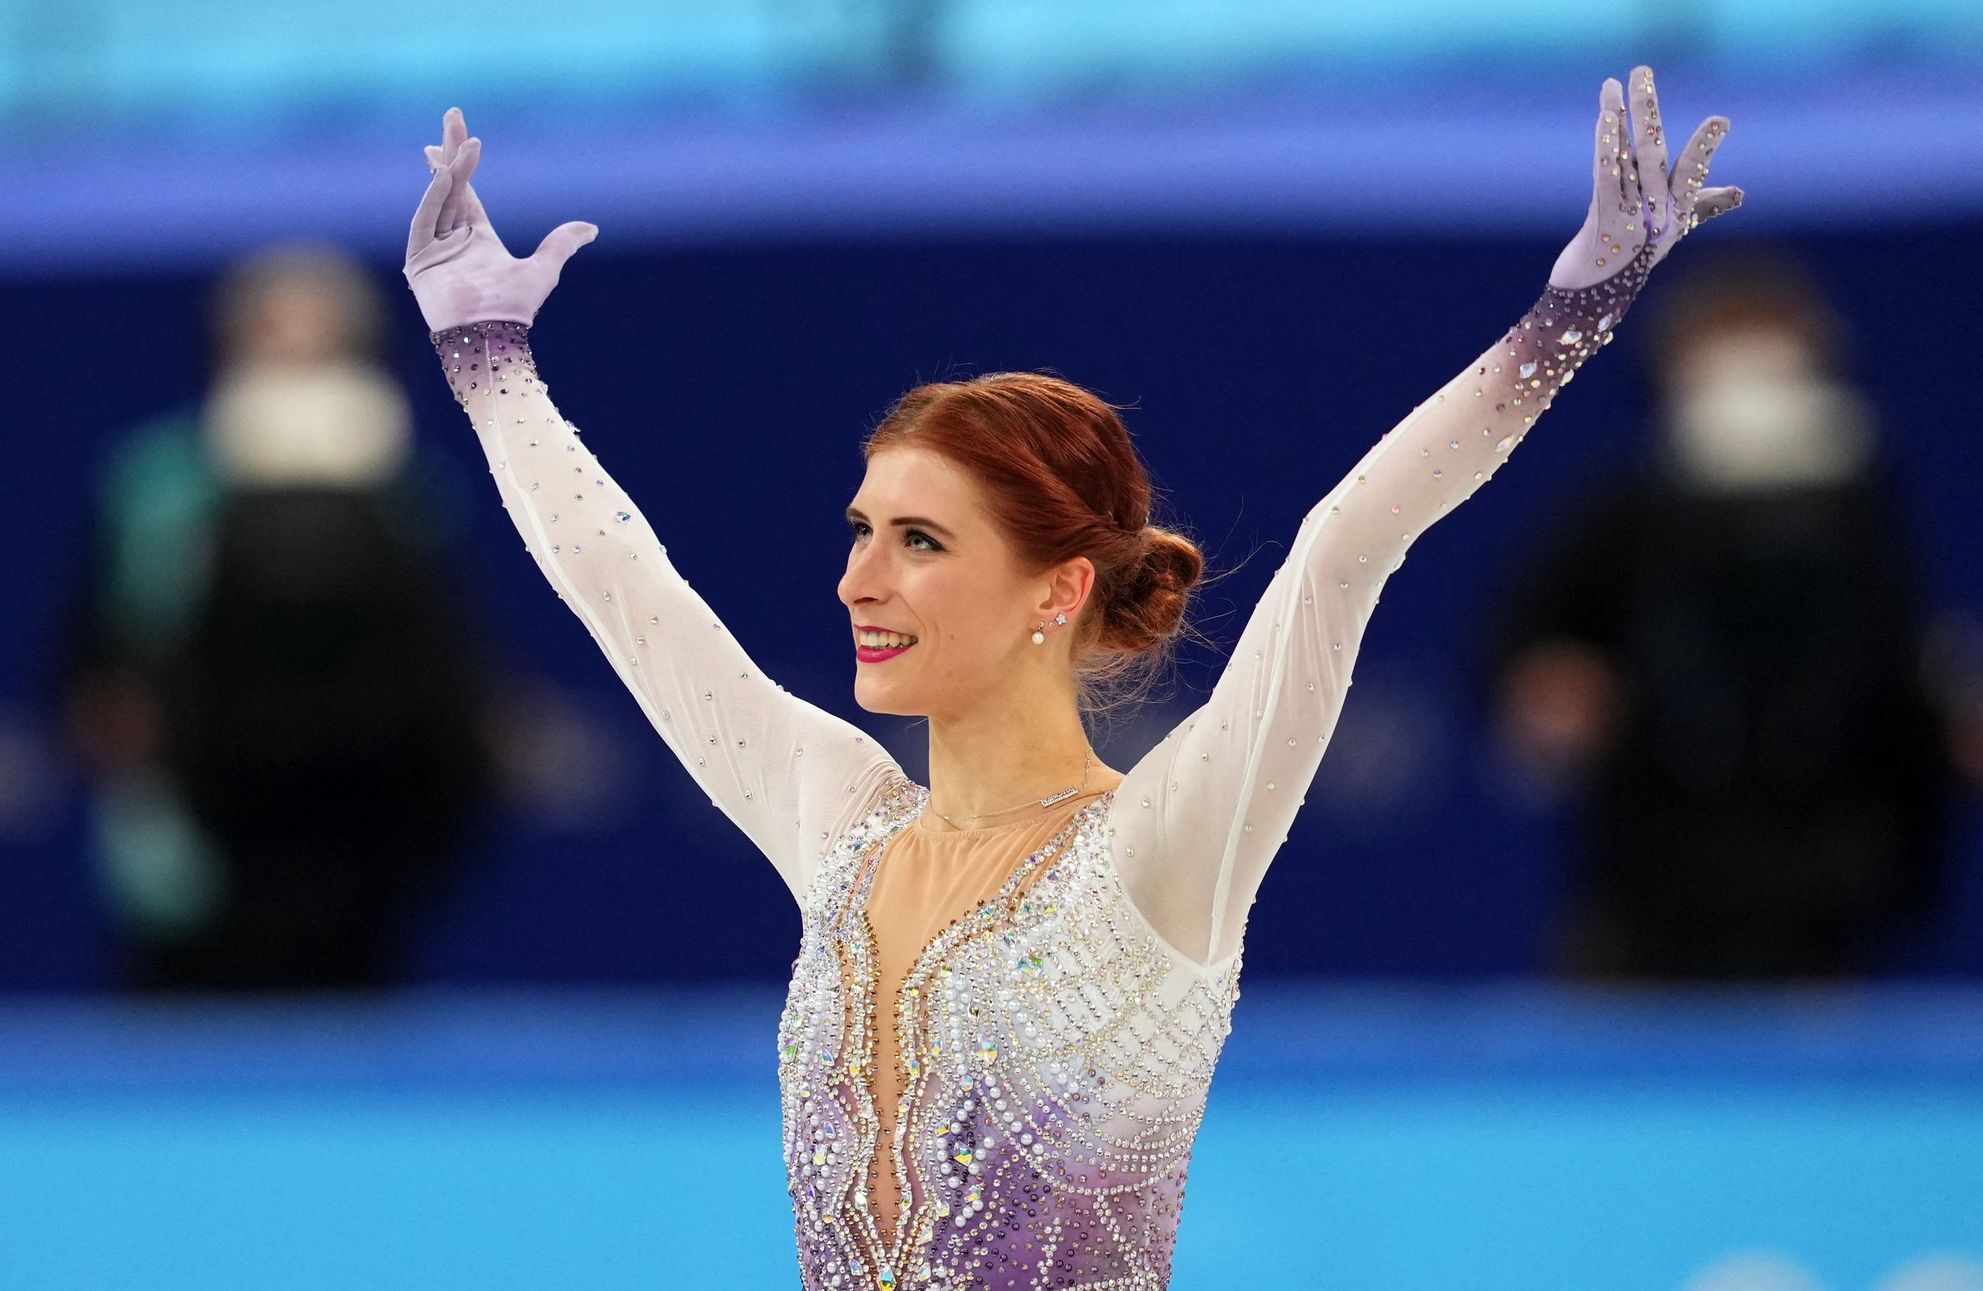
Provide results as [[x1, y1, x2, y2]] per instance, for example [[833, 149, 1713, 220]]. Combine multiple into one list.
[[431, 320, 901, 901], [1108, 247, 1657, 967]]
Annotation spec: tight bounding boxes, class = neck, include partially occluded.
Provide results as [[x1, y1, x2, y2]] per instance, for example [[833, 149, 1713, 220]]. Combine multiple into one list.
[[924, 685, 1118, 823]]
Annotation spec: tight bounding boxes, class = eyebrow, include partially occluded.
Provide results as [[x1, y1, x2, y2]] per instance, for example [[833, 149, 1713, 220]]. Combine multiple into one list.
[[845, 506, 956, 541]]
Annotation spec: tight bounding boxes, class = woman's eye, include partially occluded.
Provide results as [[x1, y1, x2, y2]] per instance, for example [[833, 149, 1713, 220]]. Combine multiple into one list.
[[848, 521, 940, 552]]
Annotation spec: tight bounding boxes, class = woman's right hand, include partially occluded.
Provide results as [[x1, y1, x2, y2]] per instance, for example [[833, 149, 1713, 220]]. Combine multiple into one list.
[[403, 107, 598, 333]]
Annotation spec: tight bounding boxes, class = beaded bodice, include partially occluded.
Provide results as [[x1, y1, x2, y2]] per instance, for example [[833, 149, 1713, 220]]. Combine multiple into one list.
[[778, 774, 1242, 1290]]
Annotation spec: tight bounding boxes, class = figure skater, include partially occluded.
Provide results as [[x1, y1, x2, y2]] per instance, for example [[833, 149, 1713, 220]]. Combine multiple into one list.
[[401, 67, 1740, 1289]]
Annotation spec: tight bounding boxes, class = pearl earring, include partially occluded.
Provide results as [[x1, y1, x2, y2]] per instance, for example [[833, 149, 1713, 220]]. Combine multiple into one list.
[[1031, 612, 1067, 645]]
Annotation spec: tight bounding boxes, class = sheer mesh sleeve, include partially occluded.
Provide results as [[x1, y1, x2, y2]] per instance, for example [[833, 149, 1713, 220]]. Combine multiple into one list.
[[432, 321, 900, 901], [1108, 248, 1657, 968]]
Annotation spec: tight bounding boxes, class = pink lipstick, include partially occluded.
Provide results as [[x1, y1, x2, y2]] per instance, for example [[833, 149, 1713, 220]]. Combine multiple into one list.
[[854, 625, 918, 664]]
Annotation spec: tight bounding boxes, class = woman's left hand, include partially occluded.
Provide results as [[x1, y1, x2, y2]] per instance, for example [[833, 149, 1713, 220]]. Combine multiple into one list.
[[1549, 65, 1742, 292]]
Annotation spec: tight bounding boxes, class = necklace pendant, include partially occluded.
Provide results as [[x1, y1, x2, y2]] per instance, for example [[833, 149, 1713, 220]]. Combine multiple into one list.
[[1038, 786, 1078, 807]]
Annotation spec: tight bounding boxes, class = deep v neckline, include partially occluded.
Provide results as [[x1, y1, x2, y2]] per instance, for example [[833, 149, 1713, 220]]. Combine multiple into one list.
[[840, 783, 1118, 1272], [858, 783, 1112, 986]]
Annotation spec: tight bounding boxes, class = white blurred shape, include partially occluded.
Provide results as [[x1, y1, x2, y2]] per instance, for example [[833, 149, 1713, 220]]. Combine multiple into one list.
[[1876, 1254, 1983, 1291], [203, 360, 412, 489], [1663, 325, 1876, 493], [1682, 1251, 1828, 1291]]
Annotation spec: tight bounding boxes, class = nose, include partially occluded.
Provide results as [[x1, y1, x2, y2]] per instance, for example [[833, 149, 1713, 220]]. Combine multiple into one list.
[[837, 534, 888, 611]]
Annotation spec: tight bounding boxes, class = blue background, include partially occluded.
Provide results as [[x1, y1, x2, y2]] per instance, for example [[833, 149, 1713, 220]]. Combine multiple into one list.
[[10, 224, 1981, 988]]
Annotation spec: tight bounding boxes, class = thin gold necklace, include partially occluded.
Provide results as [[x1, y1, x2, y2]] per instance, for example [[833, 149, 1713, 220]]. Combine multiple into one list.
[[928, 745, 1095, 829]]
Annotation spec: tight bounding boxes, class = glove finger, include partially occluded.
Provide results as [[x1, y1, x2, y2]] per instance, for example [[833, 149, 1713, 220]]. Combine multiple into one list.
[[530, 221, 598, 280], [1599, 77, 1631, 217], [1585, 77, 1612, 217], [1693, 184, 1743, 224], [460, 179, 490, 230], [429, 108, 466, 229], [1627, 66, 1670, 219], [426, 143, 493, 235], [1670, 115, 1730, 219], [431, 111, 466, 239], [442, 107, 467, 165], [406, 163, 454, 263], [441, 137, 481, 231]]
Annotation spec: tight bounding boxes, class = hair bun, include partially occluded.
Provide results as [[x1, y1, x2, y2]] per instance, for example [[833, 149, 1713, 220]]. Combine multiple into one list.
[[1101, 524, 1203, 654]]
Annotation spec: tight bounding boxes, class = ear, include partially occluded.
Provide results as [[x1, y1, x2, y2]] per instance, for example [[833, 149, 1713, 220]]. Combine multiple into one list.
[[1039, 555, 1099, 628]]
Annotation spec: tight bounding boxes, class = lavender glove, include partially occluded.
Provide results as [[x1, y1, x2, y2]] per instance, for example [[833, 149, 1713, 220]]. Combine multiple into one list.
[[1549, 65, 1741, 292], [402, 107, 598, 333], [1476, 64, 1742, 459]]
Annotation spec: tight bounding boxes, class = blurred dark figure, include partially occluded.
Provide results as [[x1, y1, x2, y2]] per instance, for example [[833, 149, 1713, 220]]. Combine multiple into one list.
[[57, 244, 499, 992], [1482, 245, 1978, 981]]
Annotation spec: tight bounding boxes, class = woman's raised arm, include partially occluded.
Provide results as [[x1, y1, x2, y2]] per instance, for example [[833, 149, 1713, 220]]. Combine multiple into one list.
[[404, 111, 900, 901], [1108, 67, 1742, 969]]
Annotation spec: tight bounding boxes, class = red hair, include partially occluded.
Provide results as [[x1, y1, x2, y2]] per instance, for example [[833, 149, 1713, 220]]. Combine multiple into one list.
[[862, 371, 1210, 722]]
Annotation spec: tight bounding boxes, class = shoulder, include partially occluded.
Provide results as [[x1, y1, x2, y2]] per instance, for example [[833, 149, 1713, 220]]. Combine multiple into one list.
[[853, 768, 928, 830]]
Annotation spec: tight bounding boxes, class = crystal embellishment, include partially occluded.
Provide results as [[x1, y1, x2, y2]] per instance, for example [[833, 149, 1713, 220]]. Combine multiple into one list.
[[775, 776, 1241, 1288]]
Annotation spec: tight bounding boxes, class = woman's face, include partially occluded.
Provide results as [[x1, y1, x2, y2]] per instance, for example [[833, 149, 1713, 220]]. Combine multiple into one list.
[[839, 446, 1072, 720]]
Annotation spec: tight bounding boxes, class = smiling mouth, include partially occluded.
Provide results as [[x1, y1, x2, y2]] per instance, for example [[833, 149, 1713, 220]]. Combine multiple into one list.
[[855, 636, 917, 662]]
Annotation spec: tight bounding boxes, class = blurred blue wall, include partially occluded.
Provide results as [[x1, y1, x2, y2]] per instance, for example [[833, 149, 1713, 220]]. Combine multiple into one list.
[[3, 4, 1980, 990], [8, 220, 1980, 989]]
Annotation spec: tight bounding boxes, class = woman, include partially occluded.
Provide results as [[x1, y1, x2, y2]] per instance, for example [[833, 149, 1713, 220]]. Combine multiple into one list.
[[403, 67, 1739, 1289]]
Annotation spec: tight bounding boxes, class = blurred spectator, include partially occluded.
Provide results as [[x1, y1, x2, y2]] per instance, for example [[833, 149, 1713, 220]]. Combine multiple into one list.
[[55, 244, 500, 992], [1481, 244, 1981, 981]]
